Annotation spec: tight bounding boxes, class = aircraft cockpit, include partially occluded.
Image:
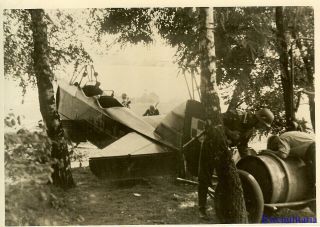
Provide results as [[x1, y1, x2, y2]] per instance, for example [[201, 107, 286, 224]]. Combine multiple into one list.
[[69, 65, 122, 108]]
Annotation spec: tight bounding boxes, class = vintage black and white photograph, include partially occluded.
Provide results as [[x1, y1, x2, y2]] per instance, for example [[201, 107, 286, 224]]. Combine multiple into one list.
[[3, 5, 317, 225]]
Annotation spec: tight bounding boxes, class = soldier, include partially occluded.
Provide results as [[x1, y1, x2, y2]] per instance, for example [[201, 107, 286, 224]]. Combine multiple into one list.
[[222, 108, 274, 157], [267, 131, 315, 159], [267, 131, 315, 190], [143, 105, 160, 116], [121, 93, 131, 108], [198, 108, 274, 219]]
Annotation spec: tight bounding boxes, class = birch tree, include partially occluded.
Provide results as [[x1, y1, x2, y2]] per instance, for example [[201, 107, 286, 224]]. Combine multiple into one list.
[[28, 9, 75, 188], [198, 8, 248, 223]]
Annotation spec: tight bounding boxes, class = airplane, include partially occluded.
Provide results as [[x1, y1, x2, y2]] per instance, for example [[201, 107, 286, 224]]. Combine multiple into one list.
[[56, 65, 206, 179]]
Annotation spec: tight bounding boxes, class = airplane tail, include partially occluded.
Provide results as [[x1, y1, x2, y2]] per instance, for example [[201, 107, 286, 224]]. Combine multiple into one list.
[[181, 100, 206, 177], [155, 100, 206, 177]]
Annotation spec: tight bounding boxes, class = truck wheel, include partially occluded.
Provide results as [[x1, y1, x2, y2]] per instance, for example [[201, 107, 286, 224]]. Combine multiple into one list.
[[238, 170, 264, 223]]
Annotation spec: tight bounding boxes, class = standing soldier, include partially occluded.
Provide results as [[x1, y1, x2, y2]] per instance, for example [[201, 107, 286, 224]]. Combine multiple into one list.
[[198, 108, 274, 219]]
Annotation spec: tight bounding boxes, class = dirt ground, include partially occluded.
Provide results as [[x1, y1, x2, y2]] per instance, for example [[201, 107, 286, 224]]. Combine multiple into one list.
[[6, 166, 316, 225], [6, 167, 218, 225], [56, 167, 219, 225]]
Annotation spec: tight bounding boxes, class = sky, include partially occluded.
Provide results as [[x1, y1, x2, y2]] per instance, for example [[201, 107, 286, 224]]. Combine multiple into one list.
[[83, 42, 192, 103]]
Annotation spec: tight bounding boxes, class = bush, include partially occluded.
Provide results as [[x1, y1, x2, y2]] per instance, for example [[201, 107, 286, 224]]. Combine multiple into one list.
[[5, 128, 56, 225], [5, 129, 53, 184]]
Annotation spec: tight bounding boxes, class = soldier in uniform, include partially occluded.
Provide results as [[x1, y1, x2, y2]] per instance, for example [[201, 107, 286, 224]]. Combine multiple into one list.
[[267, 131, 315, 191], [198, 108, 274, 219], [143, 105, 160, 116], [222, 108, 274, 157], [121, 93, 131, 108]]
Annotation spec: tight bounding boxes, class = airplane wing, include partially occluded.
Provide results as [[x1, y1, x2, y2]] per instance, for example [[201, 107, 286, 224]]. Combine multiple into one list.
[[142, 115, 165, 128], [89, 132, 177, 179], [103, 107, 156, 140]]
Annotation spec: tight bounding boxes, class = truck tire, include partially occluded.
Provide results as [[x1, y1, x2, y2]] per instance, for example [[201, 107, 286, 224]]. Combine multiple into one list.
[[238, 169, 264, 223]]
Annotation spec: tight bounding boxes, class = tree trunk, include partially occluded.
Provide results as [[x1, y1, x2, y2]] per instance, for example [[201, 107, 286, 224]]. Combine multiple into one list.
[[29, 9, 75, 189], [199, 7, 248, 223], [275, 7, 296, 130]]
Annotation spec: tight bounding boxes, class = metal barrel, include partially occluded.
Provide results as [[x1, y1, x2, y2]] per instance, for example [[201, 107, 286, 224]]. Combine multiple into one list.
[[237, 151, 309, 203]]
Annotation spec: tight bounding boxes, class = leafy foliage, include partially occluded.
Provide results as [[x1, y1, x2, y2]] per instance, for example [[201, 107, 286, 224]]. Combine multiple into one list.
[[4, 127, 78, 225], [4, 10, 34, 94], [4, 9, 93, 95], [154, 8, 200, 69], [101, 8, 154, 45], [46, 9, 93, 71], [98, 7, 306, 132], [5, 128, 52, 225], [5, 128, 52, 185], [4, 112, 24, 129]]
